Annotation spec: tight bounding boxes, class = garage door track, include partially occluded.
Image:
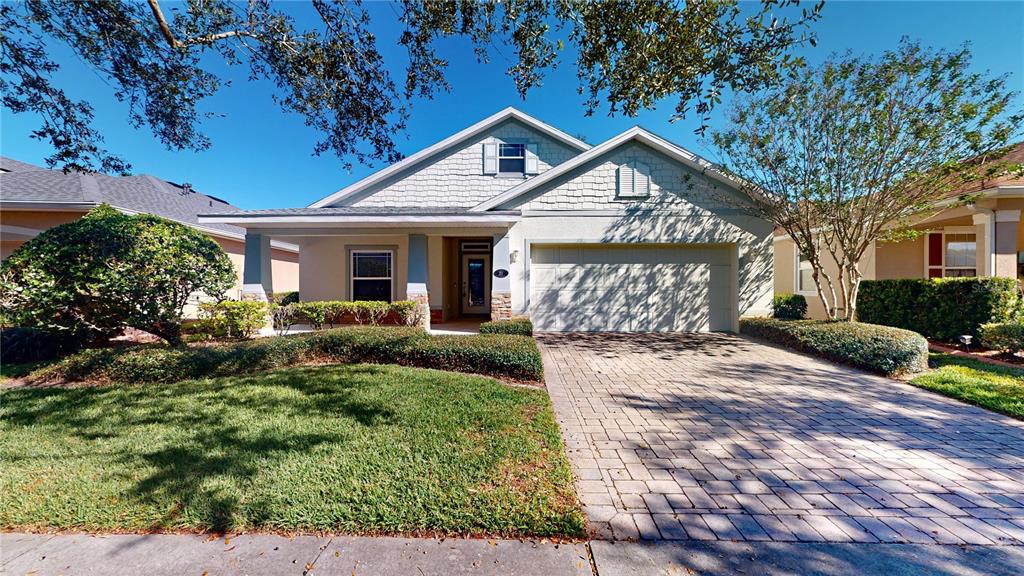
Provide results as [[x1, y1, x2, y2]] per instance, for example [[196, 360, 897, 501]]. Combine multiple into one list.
[[540, 333, 1024, 545]]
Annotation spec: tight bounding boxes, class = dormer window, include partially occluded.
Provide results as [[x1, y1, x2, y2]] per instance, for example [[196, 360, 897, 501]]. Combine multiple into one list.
[[483, 142, 539, 176]]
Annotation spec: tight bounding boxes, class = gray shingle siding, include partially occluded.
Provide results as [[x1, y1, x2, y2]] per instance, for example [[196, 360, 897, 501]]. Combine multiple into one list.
[[346, 119, 580, 209]]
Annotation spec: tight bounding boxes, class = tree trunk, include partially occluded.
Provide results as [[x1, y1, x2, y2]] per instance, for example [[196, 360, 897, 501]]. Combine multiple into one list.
[[148, 322, 184, 347]]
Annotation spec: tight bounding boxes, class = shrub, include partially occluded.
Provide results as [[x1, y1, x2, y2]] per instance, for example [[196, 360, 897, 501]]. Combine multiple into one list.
[[390, 300, 424, 326], [194, 301, 269, 340], [294, 301, 332, 329], [270, 291, 299, 305], [0, 327, 83, 364], [0, 205, 235, 345], [480, 318, 534, 336], [271, 303, 298, 336], [740, 317, 928, 376], [771, 294, 807, 320], [30, 326, 543, 384], [352, 300, 390, 326], [980, 322, 1024, 353], [857, 277, 1021, 340]]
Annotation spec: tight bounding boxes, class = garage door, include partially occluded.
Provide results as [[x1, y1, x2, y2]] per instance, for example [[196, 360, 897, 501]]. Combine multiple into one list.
[[530, 244, 733, 332]]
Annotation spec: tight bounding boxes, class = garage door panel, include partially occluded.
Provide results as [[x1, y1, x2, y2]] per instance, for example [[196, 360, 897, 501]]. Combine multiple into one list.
[[530, 245, 732, 333]]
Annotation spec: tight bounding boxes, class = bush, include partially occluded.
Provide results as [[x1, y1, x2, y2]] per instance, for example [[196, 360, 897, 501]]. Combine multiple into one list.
[[271, 303, 298, 336], [0, 204, 235, 345], [740, 317, 928, 376], [857, 277, 1021, 340], [352, 300, 390, 326], [480, 318, 534, 336], [294, 301, 332, 329], [390, 300, 424, 326], [29, 326, 543, 384], [771, 294, 807, 320], [0, 327, 83, 364], [193, 301, 268, 340], [980, 322, 1024, 353]]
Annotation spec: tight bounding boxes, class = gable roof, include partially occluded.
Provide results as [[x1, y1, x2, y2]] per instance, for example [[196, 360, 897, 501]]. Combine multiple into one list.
[[0, 157, 297, 250], [307, 107, 592, 209], [0, 156, 46, 173], [471, 126, 739, 212]]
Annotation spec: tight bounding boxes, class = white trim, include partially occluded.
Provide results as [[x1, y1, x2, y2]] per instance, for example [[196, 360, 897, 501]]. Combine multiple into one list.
[[0, 200, 299, 252], [470, 126, 738, 212], [925, 229, 980, 278], [350, 249, 394, 302], [308, 107, 590, 208], [0, 224, 43, 238], [996, 209, 1021, 222], [199, 214, 521, 227]]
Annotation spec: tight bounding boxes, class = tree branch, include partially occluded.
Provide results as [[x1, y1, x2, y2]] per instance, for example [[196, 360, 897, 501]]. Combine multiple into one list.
[[146, 0, 180, 49]]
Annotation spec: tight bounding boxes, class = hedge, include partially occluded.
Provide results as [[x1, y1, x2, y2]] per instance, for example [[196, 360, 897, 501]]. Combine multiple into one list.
[[857, 277, 1021, 340], [27, 326, 543, 384], [479, 318, 534, 336], [739, 317, 928, 376], [0, 327, 83, 364]]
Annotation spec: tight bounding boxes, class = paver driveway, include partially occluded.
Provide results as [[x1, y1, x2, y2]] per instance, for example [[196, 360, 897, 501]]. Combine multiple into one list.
[[540, 333, 1024, 545]]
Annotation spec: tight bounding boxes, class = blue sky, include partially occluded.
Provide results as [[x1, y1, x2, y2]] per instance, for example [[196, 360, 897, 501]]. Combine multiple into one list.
[[2, 1, 1022, 209]]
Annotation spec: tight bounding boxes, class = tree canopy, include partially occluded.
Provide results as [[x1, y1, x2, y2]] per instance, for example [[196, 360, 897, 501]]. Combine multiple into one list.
[[0, 0, 822, 173], [713, 38, 1023, 320], [0, 205, 236, 345]]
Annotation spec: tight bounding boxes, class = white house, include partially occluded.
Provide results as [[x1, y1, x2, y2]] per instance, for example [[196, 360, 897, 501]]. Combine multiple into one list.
[[199, 108, 773, 332]]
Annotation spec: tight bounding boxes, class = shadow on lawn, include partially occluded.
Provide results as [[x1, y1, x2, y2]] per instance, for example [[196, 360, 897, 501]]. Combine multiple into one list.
[[2, 365, 398, 532]]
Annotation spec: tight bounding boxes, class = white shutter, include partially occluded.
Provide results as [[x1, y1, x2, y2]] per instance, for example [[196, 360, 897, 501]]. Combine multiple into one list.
[[617, 163, 634, 197], [482, 142, 498, 174], [524, 143, 539, 174], [634, 161, 651, 196]]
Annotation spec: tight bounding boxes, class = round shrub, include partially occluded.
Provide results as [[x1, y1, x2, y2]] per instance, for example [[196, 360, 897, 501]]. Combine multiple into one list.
[[980, 322, 1024, 353], [771, 294, 807, 320]]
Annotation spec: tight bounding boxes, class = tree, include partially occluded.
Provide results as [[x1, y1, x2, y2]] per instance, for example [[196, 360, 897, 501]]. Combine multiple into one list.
[[0, 205, 236, 345], [713, 39, 1023, 320], [1, 0, 822, 173]]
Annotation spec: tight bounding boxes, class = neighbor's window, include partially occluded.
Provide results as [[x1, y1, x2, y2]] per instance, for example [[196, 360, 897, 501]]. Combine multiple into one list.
[[351, 250, 393, 302], [498, 143, 526, 174], [797, 249, 815, 293], [943, 233, 976, 277]]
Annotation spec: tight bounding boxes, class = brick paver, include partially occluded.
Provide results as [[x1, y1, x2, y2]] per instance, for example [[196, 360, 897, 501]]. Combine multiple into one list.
[[540, 333, 1024, 544]]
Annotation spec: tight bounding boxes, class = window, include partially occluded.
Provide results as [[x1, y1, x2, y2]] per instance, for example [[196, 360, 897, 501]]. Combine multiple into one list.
[[617, 160, 651, 198], [926, 231, 976, 278], [797, 249, 815, 293], [498, 143, 525, 174], [944, 233, 976, 277], [351, 250, 393, 302]]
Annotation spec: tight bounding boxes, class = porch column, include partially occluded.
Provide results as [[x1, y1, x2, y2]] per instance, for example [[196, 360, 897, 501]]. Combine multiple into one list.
[[972, 212, 994, 277], [995, 209, 1020, 278], [242, 232, 272, 301], [491, 232, 512, 321], [407, 234, 431, 329]]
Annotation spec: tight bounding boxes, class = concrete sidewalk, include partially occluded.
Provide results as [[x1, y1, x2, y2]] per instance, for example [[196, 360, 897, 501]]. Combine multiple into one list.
[[1, 533, 592, 576]]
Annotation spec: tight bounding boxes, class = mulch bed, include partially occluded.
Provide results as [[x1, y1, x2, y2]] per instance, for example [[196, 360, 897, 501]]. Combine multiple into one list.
[[928, 340, 1024, 369]]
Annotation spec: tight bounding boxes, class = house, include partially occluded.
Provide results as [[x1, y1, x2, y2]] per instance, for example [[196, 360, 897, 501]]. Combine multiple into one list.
[[199, 108, 772, 332], [774, 142, 1024, 319], [0, 157, 300, 298]]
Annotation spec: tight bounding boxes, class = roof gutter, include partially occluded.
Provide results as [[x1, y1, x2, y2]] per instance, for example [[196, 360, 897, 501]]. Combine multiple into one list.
[[198, 213, 522, 228]]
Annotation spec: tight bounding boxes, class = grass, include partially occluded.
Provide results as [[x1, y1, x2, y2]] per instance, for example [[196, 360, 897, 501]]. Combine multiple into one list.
[[0, 364, 584, 537], [910, 353, 1024, 419]]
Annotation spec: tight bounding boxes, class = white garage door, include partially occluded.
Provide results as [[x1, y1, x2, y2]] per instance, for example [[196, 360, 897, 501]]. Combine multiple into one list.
[[530, 244, 733, 332]]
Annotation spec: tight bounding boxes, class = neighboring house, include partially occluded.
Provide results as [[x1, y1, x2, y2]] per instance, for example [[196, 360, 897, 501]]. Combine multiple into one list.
[[199, 107, 773, 332], [774, 142, 1024, 319], [0, 157, 300, 298]]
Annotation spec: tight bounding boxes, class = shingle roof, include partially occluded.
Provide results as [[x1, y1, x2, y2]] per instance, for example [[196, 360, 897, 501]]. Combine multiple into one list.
[[0, 157, 46, 173], [0, 157, 245, 236]]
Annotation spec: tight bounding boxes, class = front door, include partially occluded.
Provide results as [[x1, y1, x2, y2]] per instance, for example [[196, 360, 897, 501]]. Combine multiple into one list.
[[461, 253, 491, 315]]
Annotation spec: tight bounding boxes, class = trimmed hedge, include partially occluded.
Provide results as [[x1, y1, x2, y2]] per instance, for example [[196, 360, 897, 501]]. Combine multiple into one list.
[[980, 322, 1024, 353], [740, 317, 928, 376], [857, 277, 1021, 340], [27, 326, 542, 384], [479, 318, 534, 336], [771, 294, 807, 320]]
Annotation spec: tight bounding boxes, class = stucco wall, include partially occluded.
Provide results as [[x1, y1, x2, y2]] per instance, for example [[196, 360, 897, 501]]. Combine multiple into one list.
[[772, 236, 877, 320], [875, 237, 924, 280], [298, 234, 409, 302], [346, 119, 581, 208]]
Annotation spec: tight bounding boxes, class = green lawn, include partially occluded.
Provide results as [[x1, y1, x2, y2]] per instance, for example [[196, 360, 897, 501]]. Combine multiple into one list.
[[910, 353, 1024, 419], [0, 364, 584, 537]]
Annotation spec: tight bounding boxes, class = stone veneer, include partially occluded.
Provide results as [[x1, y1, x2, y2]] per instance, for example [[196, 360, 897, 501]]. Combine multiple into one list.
[[409, 292, 431, 330], [490, 292, 512, 321]]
